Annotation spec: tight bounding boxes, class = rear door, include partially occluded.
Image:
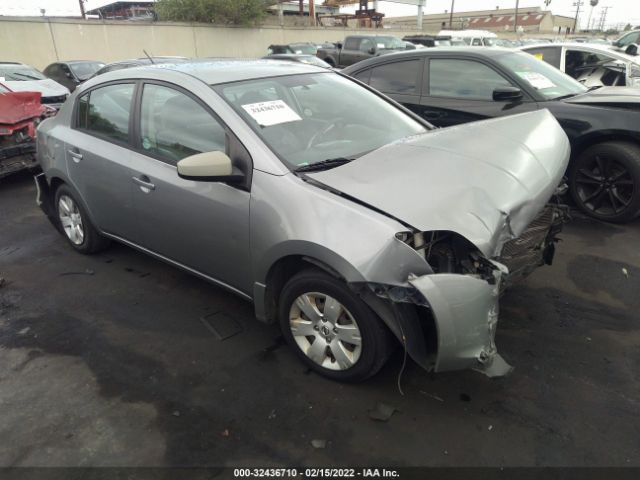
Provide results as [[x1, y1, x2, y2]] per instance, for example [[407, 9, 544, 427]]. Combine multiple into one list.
[[354, 57, 424, 117], [340, 37, 364, 66], [65, 82, 137, 238], [419, 56, 539, 127], [127, 82, 252, 292]]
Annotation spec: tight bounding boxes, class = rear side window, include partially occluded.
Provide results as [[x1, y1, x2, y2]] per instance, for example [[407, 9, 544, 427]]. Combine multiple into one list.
[[77, 83, 134, 143], [344, 37, 361, 50], [369, 59, 421, 95], [428, 58, 512, 100], [139, 84, 227, 165], [525, 47, 562, 69]]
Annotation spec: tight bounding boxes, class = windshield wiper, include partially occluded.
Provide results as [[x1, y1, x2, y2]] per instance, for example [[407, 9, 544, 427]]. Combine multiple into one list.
[[12, 72, 41, 80], [295, 157, 354, 173], [552, 93, 580, 101]]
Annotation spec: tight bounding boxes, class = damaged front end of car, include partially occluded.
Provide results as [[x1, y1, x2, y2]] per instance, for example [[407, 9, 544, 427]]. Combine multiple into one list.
[[359, 200, 568, 378]]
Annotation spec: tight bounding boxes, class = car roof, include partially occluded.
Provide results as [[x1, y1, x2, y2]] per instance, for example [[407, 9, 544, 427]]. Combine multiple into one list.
[[94, 59, 328, 85], [341, 47, 521, 73]]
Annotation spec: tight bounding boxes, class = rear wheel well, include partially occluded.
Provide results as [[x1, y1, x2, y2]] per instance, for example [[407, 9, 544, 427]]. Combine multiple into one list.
[[263, 255, 342, 323]]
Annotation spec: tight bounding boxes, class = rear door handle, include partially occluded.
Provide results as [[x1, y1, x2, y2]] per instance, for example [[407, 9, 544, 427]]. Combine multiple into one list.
[[132, 176, 156, 192], [68, 148, 83, 162]]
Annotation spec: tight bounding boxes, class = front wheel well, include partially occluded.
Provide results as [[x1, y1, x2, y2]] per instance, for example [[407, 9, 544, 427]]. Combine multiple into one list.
[[262, 255, 343, 323]]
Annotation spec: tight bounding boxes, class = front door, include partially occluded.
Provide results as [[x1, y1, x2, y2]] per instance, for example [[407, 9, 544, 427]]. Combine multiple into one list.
[[128, 82, 251, 293], [419, 57, 539, 127]]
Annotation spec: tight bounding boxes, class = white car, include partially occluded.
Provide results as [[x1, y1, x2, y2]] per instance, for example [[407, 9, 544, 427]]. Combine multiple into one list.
[[0, 62, 70, 109], [520, 43, 640, 88]]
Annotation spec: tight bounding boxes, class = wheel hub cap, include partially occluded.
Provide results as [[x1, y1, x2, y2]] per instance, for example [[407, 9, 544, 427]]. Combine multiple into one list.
[[58, 195, 85, 245], [575, 154, 634, 217], [289, 292, 362, 371]]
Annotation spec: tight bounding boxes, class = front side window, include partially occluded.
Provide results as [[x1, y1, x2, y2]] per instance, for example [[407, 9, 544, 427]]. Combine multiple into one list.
[[139, 84, 227, 165], [344, 38, 361, 50], [214, 73, 426, 169], [79, 83, 134, 142], [369, 60, 421, 95], [429, 59, 512, 100]]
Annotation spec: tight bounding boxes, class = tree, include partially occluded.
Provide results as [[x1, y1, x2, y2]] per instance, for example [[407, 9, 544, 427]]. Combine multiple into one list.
[[155, 0, 276, 25], [623, 23, 632, 31]]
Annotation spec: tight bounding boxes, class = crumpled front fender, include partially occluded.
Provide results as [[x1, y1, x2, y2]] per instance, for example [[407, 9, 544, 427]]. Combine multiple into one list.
[[408, 267, 513, 377]]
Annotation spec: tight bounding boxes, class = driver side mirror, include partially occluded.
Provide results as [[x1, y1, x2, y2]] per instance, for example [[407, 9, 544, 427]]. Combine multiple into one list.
[[493, 86, 523, 102], [368, 47, 376, 55], [177, 151, 244, 183], [625, 44, 638, 56]]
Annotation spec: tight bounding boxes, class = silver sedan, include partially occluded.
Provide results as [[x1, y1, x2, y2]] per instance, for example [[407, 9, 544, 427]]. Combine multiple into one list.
[[35, 60, 570, 382]]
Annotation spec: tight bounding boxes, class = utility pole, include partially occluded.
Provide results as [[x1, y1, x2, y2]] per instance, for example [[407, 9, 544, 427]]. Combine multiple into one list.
[[309, 0, 315, 26], [514, 0, 519, 33], [573, 1, 584, 33], [598, 5, 611, 31], [449, 0, 454, 29], [78, 0, 86, 19], [587, 0, 598, 32]]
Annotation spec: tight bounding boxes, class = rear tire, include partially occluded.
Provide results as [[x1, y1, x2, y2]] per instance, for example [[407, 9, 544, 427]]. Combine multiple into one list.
[[278, 269, 393, 382], [54, 184, 110, 254], [569, 141, 640, 223]]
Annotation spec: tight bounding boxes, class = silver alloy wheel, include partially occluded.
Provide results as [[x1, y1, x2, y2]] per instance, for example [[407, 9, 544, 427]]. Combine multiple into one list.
[[58, 194, 85, 245], [289, 292, 362, 371]]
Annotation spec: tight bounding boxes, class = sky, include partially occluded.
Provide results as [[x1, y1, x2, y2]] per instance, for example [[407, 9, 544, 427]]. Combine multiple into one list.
[[0, 0, 637, 29]]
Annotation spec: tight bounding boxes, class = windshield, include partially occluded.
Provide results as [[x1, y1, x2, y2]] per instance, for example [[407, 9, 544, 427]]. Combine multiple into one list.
[[290, 43, 317, 55], [376, 36, 405, 50], [496, 51, 588, 100], [0, 64, 46, 81], [213, 73, 426, 170], [69, 62, 105, 80]]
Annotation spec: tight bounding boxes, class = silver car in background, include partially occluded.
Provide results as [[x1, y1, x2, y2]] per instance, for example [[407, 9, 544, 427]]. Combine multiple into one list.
[[35, 60, 570, 382]]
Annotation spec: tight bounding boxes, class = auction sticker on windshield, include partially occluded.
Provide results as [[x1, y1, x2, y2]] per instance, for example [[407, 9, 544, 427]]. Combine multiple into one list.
[[516, 71, 556, 90], [242, 100, 302, 127]]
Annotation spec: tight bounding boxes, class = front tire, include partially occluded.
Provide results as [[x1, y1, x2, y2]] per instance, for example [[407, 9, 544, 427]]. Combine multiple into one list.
[[569, 141, 640, 223], [278, 269, 393, 382], [54, 184, 110, 254]]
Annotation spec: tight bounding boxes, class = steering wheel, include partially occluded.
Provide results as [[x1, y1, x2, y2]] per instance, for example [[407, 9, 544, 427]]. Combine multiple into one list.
[[306, 118, 345, 150]]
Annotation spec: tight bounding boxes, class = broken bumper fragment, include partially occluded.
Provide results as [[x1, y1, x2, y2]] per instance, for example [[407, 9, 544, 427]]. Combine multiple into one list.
[[408, 265, 513, 378]]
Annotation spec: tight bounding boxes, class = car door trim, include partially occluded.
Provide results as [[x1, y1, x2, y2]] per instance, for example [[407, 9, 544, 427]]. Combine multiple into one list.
[[101, 231, 253, 301]]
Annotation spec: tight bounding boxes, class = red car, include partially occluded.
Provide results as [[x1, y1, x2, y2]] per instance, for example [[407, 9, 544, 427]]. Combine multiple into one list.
[[0, 83, 53, 179]]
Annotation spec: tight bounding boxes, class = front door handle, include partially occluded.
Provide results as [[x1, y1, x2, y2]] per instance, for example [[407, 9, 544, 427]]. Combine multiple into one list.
[[68, 149, 83, 162], [132, 176, 156, 192]]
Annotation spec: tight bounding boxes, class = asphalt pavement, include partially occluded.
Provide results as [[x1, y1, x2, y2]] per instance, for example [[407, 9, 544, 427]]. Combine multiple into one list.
[[1, 172, 639, 467]]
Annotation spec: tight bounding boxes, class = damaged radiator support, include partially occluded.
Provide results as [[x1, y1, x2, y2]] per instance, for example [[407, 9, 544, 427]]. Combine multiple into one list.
[[498, 204, 568, 286]]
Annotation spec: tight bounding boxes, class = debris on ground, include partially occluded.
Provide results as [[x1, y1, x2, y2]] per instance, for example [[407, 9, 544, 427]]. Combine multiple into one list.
[[221, 429, 230, 437], [420, 391, 444, 402], [368, 402, 396, 422], [171, 410, 180, 417], [488, 425, 494, 431], [59, 269, 94, 276], [17, 327, 30, 335], [311, 439, 326, 449]]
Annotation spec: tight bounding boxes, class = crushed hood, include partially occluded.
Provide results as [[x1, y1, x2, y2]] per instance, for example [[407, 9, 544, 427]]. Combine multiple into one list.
[[565, 86, 640, 107], [307, 109, 570, 258], [0, 91, 45, 124], [3, 79, 69, 98]]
